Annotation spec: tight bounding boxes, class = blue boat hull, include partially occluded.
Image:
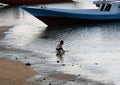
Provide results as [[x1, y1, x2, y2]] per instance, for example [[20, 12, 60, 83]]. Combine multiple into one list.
[[37, 16, 120, 26], [21, 6, 120, 26]]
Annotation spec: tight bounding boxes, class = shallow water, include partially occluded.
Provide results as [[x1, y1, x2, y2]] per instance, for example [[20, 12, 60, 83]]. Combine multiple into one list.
[[0, 2, 120, 85]]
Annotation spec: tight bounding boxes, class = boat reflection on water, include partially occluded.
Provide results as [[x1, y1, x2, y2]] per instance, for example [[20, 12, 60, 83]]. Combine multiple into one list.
[[0, 5, 47, 49], [0, 6, 47, 27]]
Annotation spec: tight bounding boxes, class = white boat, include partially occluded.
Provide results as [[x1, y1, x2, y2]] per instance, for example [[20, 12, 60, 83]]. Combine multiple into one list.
[[93, 0, 120, 7]]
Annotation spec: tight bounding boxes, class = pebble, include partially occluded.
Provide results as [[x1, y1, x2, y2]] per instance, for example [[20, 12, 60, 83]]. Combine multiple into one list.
[[57, 61, 60, 63], [49, 82, 51, 85], [25, 63, 31, 66], [15, 57, 18, 60], [62, 64, 65, 66], [95, 63, 98, 65]]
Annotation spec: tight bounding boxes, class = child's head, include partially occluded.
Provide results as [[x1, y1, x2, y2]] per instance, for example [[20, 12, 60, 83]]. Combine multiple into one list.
[[60, 40, 64, 45]]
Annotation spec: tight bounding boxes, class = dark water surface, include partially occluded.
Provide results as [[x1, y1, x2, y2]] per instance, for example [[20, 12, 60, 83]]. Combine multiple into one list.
[[0, 2, 120, 85]]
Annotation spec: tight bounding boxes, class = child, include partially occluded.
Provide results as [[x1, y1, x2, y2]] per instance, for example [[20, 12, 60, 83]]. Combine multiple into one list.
[[56, 40, 65, 54]]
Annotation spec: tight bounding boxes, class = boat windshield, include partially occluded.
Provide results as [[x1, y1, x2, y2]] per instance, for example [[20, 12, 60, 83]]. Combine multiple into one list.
[[100, 3, 112, 11]]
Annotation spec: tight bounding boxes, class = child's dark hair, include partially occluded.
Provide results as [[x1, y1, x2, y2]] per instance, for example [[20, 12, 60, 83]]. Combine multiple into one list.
[[60, 40, 64, 44]]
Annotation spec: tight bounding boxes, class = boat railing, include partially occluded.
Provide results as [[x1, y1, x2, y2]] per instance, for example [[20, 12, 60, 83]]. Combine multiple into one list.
[[95, 0, 120, 2], [93, 0, 120, 4], [97, 0, 120, 1]]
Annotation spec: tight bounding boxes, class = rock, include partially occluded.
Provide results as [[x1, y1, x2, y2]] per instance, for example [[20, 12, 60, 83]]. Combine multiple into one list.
[[49, 82, 51, 85], [40, 80, 43, 82], [25, 63, 31, 66], [43, 78, 46, 80], [25, 56, 27, 59], [95, 63, 98, 65], [57, 61, 60, 63], [15, 58, 18, 60], [62, 64, 65, 66], [70, 80, 75, 82]]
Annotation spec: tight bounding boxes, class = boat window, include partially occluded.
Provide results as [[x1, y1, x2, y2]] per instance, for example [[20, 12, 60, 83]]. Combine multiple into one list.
[[100, 4, 105, 11], [104, 4, 112, 11]]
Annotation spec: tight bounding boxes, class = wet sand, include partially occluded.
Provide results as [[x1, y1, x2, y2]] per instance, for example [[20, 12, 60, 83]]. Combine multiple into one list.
[[0, 26, 37, 85], [0, 58, 37, 85]]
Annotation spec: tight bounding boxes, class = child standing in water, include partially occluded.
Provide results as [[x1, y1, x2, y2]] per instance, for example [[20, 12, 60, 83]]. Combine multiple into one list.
[[56, 40, 65, 63], [56, 40, 65, 54]]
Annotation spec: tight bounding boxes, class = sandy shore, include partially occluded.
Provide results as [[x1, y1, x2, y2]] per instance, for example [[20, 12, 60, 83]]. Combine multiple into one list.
[[0, 58, 37, 85], [0, 26, 38, 85]]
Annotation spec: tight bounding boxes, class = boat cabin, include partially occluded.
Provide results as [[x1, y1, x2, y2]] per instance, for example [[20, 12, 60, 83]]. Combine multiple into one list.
[[100, 3, 112, 11], [98, 0, 120, 13]]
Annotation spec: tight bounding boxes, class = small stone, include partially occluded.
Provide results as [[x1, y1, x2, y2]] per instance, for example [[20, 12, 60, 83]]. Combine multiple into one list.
[[49, 82, 51, 85], [15, 58, 18, 60], [70, 80, 75, 82], [95, 63, 98, 65], [57, 61, 60, 63], [25, 63, 31, 66], [43, 78, 46, 80], [40, 80, 43, 82], [62, 64, 65, 66]]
